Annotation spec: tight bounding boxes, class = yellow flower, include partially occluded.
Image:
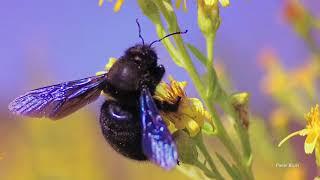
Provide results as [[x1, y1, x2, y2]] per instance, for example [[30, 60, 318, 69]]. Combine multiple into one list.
[[283, 167, 305, 180], [270, 108, 290, 130], [282, 0, 306, 24], [98, 0, 124, 12], [259, 50, 290, 95], [98, 58, 214, 136], [279, 104, 320, 155], [154, 76, 214, 137], [290, 61, 318, 97]]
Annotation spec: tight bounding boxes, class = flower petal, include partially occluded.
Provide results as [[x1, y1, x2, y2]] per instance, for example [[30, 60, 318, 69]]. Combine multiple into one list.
[[98, 0, 104, 7], [113, 0, 124, 12], [315, 142, 320, 167], [304, 130, 319, 154], [278, 129, 309, 147], [219, 0, 230, 7], [185, 119, 201, 137]]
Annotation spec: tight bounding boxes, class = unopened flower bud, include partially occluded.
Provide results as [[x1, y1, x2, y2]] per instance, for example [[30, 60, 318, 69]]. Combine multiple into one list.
[[173, 130, 198, 165], [231, 92, 250, 129]]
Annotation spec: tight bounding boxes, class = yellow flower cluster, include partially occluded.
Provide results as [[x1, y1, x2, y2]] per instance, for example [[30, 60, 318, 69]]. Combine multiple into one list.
[[154, 76, 213, 137], [260, 50, 318, 99]]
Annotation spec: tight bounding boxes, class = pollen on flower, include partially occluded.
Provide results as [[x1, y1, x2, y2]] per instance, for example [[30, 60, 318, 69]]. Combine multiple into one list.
[[305, 104, 320, 129], [154, 76, 214, 137]]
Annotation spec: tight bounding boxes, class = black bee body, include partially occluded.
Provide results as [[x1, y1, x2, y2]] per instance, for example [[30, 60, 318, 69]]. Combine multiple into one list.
[[9, 27, 186, 169], [99, 44, 167, 160], [100, 100, 146, 160]]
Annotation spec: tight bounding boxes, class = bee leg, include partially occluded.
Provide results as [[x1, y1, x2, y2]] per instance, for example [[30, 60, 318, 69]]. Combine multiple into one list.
[[155, 96, 181, 112]]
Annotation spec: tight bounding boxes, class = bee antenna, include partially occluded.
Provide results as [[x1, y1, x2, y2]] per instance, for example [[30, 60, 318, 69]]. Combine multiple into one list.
[[149, 30, 188, 47], [136, 18, 145, 46]]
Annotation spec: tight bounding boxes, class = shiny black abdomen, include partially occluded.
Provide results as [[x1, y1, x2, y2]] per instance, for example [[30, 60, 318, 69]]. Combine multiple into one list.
[[100, 100, 147, 160]]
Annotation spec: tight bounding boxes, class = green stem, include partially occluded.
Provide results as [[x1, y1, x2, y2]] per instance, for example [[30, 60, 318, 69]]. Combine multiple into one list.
[[312, 18, 320, 30], [195, 133, 224, 179], [142, 1, 254, 179], [154, 23, 184, 67], [153, 0, 206, 95], [194, 159, 219, 179], [206, 35, 216, 99]]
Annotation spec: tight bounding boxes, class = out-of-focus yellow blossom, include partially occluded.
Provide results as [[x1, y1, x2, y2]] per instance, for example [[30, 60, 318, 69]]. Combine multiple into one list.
[[283, 0, 306, 24], [279, 104, 320, 165], [154, 76, 213, 137], [290, 62, 318, 96], [260, 50, 291, 95], [283, 167, 305, 180], [98, 0, 124, 12], [282, 0, 313, 41], [270, 108, 290, 130]]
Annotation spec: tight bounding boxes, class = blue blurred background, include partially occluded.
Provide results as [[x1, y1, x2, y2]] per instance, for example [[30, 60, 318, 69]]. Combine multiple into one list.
[[0, 1, 314, 115]]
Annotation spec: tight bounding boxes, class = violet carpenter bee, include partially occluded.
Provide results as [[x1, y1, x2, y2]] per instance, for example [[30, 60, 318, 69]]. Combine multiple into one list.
[[8, 20, 187, 170]]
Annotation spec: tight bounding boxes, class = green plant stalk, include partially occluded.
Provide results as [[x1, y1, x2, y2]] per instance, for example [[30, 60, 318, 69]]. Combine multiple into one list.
[[217, 91, 252, 163], [141, 1, 253, 179], [204, 100, 253, 180], [193, 159, 219, 179], [205, 35, 216, 99], [154, 23, 184, 67], [194, 132, 223, 179], [153, 0, 205, 95]]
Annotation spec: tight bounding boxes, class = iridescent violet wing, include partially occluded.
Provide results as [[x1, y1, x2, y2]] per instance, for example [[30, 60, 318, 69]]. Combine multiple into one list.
[[139, 87, 178, 170], [8, 74, 107, 120]]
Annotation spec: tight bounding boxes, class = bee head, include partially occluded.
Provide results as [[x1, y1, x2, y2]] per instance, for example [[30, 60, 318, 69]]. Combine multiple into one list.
[[124, 44, 158, 69]]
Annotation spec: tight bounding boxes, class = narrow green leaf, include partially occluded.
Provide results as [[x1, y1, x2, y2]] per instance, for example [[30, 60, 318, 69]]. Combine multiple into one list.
[[187, 43, 208, 66], [231, 164, 243, 179], [216, 153, 238, 180]]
